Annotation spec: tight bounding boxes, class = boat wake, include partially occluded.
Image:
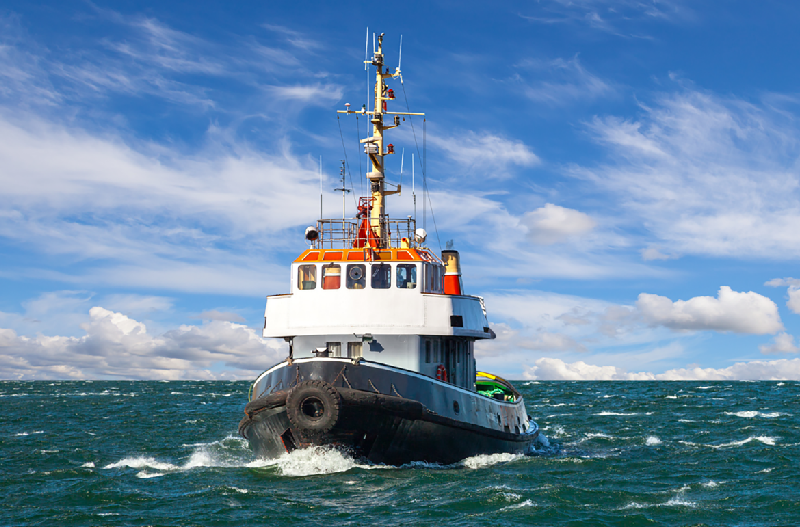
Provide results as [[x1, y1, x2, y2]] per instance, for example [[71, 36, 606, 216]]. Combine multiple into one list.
[[101, 433, 544, 478]]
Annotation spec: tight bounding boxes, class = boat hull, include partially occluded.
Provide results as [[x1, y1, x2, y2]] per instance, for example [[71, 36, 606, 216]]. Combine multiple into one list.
[[239, 358, 539, 465]]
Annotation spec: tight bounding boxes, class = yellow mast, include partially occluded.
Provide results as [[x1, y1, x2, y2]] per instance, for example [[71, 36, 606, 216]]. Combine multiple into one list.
[[337, 32, 424, 248]]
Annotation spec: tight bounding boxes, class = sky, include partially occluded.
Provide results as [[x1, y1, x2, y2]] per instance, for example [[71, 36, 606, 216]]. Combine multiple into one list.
[[3, 0, 800, 380]]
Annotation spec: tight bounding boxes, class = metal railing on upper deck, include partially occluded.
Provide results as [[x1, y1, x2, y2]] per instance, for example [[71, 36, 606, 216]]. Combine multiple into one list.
[[313, 216, 418, 250]]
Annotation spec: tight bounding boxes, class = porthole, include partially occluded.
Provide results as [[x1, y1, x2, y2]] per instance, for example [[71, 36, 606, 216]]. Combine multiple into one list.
[[453, 401, 460, 414]]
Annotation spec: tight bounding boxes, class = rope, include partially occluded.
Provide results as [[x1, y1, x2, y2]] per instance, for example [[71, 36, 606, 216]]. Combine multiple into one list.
[[356, 115, 364, 195], [337, 115, 359, 209], [400, 79, 442, 251]]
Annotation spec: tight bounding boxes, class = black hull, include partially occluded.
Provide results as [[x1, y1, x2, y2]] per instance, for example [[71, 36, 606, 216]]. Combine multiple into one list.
[[240, 359, 539, 465]]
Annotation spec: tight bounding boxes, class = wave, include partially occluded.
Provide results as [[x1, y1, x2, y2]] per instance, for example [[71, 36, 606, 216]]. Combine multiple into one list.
[[645, 436, 662, 446], [102, 434, 531, 478], [594, 412, 638, 416], [725, 411, 783, 418], [679, 436, 778, 449]]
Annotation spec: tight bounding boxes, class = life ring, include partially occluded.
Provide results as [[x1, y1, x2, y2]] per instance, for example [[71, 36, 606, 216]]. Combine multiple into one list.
[[285, 380, 341, 435], [435, 364, 448, 382], [349, 265, 364, 281]]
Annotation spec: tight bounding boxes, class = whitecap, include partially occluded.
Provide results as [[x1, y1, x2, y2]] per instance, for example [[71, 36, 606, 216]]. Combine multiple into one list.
[[103, 457, 178, 471], [717, 436, 777, 448], [461, 452, 522, 469], [546, 425, 567, 438], [500, 499, 535, 510], [645, 436, 662, 446], [80, 462, 95, 468], [702, 481, 720, 488], [271, 446, 360, 476], [664, 496, 696, 507], [595, 412, 638, 416], [727, 410, 759, 418], [136, 471, 165, 479]]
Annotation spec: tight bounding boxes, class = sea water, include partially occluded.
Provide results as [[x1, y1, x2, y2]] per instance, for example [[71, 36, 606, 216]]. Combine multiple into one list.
[[2, 380, 798, 526]]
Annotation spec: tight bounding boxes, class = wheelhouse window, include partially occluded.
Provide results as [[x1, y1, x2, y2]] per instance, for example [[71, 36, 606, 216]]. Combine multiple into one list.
[[371, 264, 391, 289], [346, 264, 366, 289], [322, 264, 341, 290], [298, 264, 316, 290], [347, 342, 363, 359], [423, 264, 443, 293], [396, 264, 417, 289], [327, 342, 341, 357]]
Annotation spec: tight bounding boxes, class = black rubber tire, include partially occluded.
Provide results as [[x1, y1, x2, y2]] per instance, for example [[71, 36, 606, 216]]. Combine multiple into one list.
[[285, 380, 341, 434]]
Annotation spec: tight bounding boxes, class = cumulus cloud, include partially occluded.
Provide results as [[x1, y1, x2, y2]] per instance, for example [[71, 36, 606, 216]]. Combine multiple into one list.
[[759, 333, 799, 355], [523, 203, 596, 245], [636, 286, 782, 334], [764, 277, 800, 315], [0, 307, 284, 380], [525, 356, 800, 380]]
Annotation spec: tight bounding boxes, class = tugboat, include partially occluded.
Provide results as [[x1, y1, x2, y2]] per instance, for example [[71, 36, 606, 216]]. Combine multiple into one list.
[[239, 33, 539, 465]]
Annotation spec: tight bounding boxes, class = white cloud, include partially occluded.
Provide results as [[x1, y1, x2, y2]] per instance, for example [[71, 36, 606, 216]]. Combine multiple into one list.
[[641, 247, 677, 261], [519, 0, 691, 37], [764, 277, 800, 287], [637, 286, 782, 334], [764, 277, 800, 315], [523, 203, 596, 244], [525, 356, 800, 380], [192, 310, 246, 322], [426, 130, 540, 176], [525, 357, 656, 380], [577, 89, 800, 259], [759, 332, 799, 355], [519, 56, 614, 105], [0, 307, 284, 380]]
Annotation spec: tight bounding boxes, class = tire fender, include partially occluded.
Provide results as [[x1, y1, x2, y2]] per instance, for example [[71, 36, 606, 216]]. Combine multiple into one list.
[[285, 380, 342, 434]]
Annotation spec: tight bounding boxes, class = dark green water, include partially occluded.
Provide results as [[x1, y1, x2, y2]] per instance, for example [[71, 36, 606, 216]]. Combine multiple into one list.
[[2, 380, 797, 526]]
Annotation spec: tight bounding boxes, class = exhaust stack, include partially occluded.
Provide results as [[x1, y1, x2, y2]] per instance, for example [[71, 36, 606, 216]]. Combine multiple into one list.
[[442, 250, 463, 295]]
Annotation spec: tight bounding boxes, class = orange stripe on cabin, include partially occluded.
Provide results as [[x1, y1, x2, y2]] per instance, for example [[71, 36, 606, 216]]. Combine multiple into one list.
[[294, 248, 424, 263]]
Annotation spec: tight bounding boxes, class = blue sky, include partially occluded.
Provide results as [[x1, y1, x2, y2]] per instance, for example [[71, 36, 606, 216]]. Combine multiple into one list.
[[3, 0, 800, 380]]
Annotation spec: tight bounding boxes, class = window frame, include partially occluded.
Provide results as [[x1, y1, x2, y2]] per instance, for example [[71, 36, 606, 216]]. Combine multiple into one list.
[[371, 263, 391, 289], [396, 263, 418, 289], [346, 263, 367, 289], [321, 263, 342, 290], [297, 264, 317, 290]]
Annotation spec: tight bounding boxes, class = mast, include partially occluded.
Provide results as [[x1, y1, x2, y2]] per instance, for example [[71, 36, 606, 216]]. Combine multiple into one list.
[[338, 32, 423, 248]]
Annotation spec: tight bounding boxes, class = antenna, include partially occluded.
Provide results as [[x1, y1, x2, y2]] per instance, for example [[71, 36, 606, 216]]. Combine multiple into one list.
[[373, 32, 376, 55], [412, 153, 416, 224], [398, 35, 403, 72], [319, 155, 323, 220], [334, 160, 351, 221], [365, 28, 370, 113]]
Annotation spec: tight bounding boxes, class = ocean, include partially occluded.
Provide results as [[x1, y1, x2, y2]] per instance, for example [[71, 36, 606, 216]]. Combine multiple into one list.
[[2, 380, 797, 526]]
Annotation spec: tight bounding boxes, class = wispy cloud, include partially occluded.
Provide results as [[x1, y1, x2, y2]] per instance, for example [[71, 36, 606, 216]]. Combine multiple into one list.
[[517, 56, 615, 105], [425, 129, 540, 179], [575, 88, 800, 259], [520, 0, 691, 37]]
